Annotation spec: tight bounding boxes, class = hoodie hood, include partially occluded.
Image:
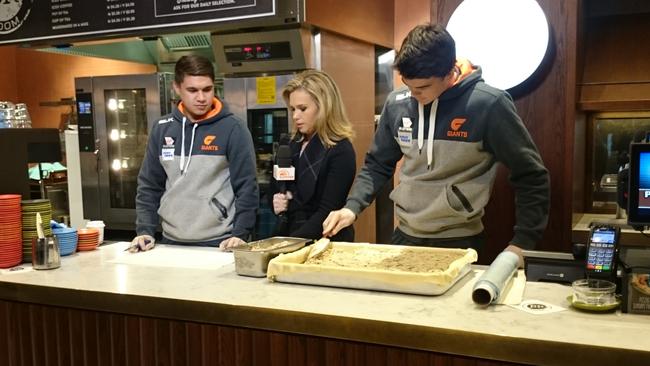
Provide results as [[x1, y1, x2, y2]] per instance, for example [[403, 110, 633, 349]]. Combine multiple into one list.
[[172, 97, 233, 176], [174, 97, 230, 125], [415, 59, 482, 169], [439, 59, 482, 101]]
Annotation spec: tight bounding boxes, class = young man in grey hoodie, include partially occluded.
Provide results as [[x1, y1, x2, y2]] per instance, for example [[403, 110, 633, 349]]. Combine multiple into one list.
[[130, 55, 258, 252], [323, 24, 549, 263]]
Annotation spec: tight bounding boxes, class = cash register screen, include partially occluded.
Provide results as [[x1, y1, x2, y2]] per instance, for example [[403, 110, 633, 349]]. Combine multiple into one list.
[[627, 143, 650, 226]]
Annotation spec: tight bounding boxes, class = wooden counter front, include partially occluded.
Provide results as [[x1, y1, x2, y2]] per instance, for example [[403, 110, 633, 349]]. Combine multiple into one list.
[[0, 243, 648, 366]]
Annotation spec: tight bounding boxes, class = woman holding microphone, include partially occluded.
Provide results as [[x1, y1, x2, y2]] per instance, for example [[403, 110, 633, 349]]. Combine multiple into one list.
[[271, 70, 356, 241]]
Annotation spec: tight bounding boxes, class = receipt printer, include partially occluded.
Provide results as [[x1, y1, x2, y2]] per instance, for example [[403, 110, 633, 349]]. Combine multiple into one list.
[[524, 250, 585, 284]]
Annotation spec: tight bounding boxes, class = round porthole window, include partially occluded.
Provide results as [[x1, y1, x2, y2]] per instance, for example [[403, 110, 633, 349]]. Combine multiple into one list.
[[447, 0, 550, 91]]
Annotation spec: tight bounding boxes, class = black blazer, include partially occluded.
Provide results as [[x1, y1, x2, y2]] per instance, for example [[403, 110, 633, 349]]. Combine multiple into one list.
[[272, 135, 356, 241]]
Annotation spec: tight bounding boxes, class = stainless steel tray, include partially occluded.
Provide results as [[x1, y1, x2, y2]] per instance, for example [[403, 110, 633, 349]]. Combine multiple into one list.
[[233, 237, 311, 277], [266, 242, 478, 295]]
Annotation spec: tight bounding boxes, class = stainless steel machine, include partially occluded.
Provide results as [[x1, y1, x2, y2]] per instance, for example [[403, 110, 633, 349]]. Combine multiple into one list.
[[214, 28, 314, 239], [75, 73, 174, 230], [223, 74, 294, 239]]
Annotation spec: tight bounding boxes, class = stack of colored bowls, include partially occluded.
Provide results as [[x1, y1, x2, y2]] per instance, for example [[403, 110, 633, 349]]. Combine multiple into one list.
[[77, 228, 99, 251], [0, 194, 23, 268], [21, 199, 52, 262], [52, 227, 78, 256]]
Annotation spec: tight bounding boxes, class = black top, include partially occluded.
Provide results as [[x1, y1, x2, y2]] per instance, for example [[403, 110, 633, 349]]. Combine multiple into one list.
[[272, 135, 356, 241]]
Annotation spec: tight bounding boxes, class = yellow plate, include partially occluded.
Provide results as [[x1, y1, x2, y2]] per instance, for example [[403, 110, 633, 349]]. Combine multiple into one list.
[[566, 295, 621, 312]]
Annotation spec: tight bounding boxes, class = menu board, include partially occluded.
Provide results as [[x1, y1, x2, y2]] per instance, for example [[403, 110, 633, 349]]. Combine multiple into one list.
[[0, 0, 275, 45]]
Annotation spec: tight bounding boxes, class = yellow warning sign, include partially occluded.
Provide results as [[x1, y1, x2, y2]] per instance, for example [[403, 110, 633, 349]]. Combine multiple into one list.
[[256, 77, 276, 105]]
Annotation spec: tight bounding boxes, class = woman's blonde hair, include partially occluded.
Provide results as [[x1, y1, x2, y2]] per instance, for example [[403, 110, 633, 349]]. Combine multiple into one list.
[[282, 69, 355, 147]]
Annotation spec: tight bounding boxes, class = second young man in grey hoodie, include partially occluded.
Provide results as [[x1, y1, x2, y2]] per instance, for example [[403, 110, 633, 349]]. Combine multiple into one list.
[[323, 24, 549, 263]]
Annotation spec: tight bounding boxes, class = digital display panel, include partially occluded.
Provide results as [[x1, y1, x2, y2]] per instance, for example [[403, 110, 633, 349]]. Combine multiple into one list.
[[628, 143, 650, 226], [637, 152, 650, 208], [78, 101, 92, 114], [224, 42, 292, 62], [75, 92, 95, 152]]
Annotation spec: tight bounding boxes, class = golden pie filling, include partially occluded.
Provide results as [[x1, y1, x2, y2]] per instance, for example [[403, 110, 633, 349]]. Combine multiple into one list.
[[304, 246, 465, 273]]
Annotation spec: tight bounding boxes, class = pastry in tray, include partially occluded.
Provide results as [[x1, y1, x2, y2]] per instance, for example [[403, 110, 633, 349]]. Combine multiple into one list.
[[267, 241, 478, 295], [304, 245, 466, 273]]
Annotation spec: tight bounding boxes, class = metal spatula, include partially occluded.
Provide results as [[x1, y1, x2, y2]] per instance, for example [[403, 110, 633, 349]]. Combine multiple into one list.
[[307, 237, 330, 260]]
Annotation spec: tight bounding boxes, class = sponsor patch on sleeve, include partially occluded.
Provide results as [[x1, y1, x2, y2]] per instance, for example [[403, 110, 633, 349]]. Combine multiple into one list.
[[395, 91, 411, 101]]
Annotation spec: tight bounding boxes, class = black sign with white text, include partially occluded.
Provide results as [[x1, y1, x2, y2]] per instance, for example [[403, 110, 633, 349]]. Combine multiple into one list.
[[0, 0, 274, 45]]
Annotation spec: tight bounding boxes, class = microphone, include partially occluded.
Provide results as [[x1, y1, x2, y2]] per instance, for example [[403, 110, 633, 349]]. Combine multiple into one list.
[[273, 134, 295, 188], [273, 134, 294, 232]]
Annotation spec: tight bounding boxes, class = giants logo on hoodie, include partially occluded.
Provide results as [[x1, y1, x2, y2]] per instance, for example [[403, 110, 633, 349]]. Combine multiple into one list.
[[201, 135, 219, 151], [446, 118, 468, 138]]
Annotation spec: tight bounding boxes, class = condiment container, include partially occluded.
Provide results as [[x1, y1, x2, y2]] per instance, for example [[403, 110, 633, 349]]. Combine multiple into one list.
[[31, 236, 61, 270], [86, 220, 105, 244], [572, 278, 617, 306]]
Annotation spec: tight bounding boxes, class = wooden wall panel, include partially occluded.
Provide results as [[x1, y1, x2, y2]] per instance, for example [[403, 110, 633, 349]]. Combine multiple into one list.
[[14, 48, 155, 129], [430, 1, 579, 262], [305, 0, 394, 48], [579, 14, 650, 111], [431, 0, 463, 26], [320, 31, 377, 244], [395, 0, 432, 49], [0, 46, 17, 102], [0, 299, 526, 366], [581, 14, 650, 83]]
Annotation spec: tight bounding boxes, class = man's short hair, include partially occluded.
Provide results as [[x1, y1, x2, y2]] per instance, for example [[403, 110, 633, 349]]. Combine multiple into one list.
[[174, 55, 215, 84], [393, 24, 456, 79]]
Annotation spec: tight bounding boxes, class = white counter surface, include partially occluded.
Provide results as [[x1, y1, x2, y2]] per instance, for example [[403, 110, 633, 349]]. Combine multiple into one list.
[[1, 242, 648, 365]]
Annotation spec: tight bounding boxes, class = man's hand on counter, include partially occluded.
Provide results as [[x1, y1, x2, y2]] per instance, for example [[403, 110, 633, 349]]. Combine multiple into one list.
[[129, 235, 155, 253], [322, 208, 356, 237], [219, 236, 245, 251]]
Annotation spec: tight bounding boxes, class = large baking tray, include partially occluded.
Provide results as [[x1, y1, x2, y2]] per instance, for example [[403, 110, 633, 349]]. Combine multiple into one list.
[[233, 237, 311, 277], [266, 242, 478, 295]]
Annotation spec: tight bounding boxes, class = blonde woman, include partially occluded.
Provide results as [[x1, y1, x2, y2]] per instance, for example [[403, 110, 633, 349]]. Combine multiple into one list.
[[271, 70, 356, 241]]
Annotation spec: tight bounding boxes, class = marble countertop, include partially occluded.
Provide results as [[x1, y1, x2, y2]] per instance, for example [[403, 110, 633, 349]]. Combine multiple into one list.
[[1, 242, 649, 365]]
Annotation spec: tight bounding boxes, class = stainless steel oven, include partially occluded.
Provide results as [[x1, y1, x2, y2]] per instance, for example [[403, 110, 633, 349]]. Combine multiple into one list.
[[75, 73, 174, 230], [223, 74, 294, 239]]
